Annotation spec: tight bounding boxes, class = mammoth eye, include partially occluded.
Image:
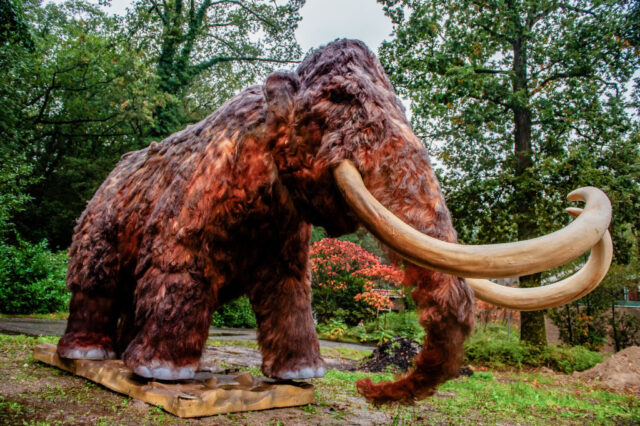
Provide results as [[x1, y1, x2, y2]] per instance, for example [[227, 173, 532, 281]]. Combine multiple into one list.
[[328, 90, 353, 104]]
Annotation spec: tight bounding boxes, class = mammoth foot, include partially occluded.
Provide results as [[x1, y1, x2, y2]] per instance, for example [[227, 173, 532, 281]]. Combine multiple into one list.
[[133, 364, 197, 381], [57, 333, 116, 360], [58, 346, 116, 360], [277, 366, 326, 380], [264, 356, 326, 380]]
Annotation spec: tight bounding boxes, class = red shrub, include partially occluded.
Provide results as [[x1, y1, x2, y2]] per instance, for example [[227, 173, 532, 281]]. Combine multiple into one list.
[[310, 238, 404, 311]]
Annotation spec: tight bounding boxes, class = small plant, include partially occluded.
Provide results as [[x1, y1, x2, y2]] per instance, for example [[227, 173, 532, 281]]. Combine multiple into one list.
[[349, 311, 425, 344], [310, 238, 404, 326], [317, 318, 348, 340], [464, 323, 602, 372], [0, 239, 70, 314], [211, 296, 257, 328]]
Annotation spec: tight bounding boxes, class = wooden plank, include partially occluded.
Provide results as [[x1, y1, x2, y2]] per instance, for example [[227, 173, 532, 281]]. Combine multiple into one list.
[[33, 343, 315, 418]]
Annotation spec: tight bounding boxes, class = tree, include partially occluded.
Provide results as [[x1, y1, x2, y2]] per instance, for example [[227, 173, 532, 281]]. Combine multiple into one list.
[[310, 238, 405, 325], [378, 0, 640, 344], [1, 0, 159, 248], [126, 0, 304, 136], [2, 0, 304, 248]]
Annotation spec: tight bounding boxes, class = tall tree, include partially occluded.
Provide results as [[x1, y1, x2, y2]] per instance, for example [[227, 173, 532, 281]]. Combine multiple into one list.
[[127, 0, 304, 136], [2, 0, 159, 247], [378, 0, 640, 344], [4, 0, 303, 248]]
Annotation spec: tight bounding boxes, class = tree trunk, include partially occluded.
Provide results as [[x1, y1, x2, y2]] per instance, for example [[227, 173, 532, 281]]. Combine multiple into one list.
[[512, 35, 547, 345], [611, 302, 620, 352], [566, 304, 573, 344]]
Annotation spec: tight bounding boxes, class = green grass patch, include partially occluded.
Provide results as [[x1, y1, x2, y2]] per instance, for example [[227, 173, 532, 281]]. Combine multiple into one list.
[[435, 371, 639, 423], [465, 323, 603, 372], [206, 338, 259, 349], [320, 347, 371, 361], [0, 333, 59, 351], [0, 312, 69, 320]]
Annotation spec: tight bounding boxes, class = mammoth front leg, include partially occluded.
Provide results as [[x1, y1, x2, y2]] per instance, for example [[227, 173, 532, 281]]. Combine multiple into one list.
[[249, 226, 324, 380], [57, 289, 119, 360], [123, 268, 214, 380], [249, 271, 324, 379]]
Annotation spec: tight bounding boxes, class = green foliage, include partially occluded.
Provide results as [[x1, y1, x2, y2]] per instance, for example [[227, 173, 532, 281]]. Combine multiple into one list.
[[550, 259, 640, 352], [465, 323, 602, 373], [0, 239, 69, 314], [310, 226, 327, 243], [211, 296, 257, 328], [312, 273, 376, 326], [548, 304, 608, 351], [0, 0, 33, 47], [2, 0, 160, 248], [346, 311, 425, 344], [611, 312, 640, 350], [2, 0, 304, 248], [126, 0, 304, 136], [316, 318, 349, 340]]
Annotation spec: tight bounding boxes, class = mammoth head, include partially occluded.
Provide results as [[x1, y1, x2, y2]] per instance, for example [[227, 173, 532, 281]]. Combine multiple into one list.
[[264, 39, 613, 311]]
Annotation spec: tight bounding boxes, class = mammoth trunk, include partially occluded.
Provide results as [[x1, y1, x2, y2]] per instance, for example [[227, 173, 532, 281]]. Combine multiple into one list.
[[352, 148, 474, 403], [356, 265, 474, 403]]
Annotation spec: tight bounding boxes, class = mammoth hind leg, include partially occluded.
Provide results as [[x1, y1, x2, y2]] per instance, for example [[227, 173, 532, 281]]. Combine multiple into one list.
[[249, 271, 325, 380], [122, 268, 214, 381], [57, 290, 119, 360]]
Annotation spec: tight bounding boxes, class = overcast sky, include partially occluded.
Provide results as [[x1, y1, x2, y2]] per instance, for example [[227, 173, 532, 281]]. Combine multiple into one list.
[[101, 0, 394, 53]]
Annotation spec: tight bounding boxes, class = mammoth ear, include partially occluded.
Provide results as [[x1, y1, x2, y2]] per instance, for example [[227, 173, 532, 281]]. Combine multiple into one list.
[[263, 71, 300, 123]]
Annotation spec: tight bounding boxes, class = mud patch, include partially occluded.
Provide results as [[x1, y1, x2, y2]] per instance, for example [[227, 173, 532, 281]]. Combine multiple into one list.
[[356, 336, 421, 373], [201, 345, 357, 371], [573, 346, 640, 394]]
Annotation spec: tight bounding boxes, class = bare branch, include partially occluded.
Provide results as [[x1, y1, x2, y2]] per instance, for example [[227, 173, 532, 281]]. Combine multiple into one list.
[[474, 68, 510, 75], [211, 0, 280, 31], [150, 0, 168, 25], [189, 55, 300, 75]]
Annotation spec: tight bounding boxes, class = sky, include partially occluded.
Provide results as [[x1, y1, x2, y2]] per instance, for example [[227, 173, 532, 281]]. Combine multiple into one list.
[[101, 0, 394, 53]]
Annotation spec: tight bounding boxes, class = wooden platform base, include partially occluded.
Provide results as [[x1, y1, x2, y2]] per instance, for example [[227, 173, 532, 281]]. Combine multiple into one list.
[[33, 343, 315, 418]]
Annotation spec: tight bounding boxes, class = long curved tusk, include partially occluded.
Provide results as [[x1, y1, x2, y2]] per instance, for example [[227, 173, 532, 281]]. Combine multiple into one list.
[[333, 160, 612, 278], [467, 208, 613, 311]]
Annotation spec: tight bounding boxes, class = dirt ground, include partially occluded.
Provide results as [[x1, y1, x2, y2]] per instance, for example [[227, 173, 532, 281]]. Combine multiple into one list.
[[0, 337, 412, 425], [574, 346, 640, 393], [1, 333, 639, 424]]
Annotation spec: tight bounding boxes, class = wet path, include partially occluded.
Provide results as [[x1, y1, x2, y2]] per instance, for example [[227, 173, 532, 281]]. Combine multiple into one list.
[[0, 317, 375, 351]]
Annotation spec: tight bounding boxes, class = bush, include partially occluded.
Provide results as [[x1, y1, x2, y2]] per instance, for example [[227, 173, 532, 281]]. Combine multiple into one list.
[[347, 311, 425, 344], [316, 318, 348, 340], [611, 312, 640, 350], [310, 238, 404, 326], [464, 323, 602, 373], [0, 239, 69, 314], [211, 296, 257, 328], [549, 304, 607, 351]]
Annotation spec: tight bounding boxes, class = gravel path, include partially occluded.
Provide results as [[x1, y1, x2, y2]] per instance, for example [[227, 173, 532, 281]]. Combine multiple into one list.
[[0, 317, 375, 351]]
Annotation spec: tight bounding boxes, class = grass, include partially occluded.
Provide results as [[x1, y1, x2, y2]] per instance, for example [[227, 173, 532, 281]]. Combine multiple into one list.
[[206, 338, 259, 349], [433, 371, 639, 423], [0, 312, 69, 320], [1, 333, 638, 424]]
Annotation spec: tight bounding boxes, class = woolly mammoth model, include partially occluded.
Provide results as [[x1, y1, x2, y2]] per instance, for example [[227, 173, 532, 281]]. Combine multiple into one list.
[[57, 39, 613, 403]]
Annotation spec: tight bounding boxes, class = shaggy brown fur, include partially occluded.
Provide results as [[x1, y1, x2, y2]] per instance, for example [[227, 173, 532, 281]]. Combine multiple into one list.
[[57, 39, 474, 402]]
